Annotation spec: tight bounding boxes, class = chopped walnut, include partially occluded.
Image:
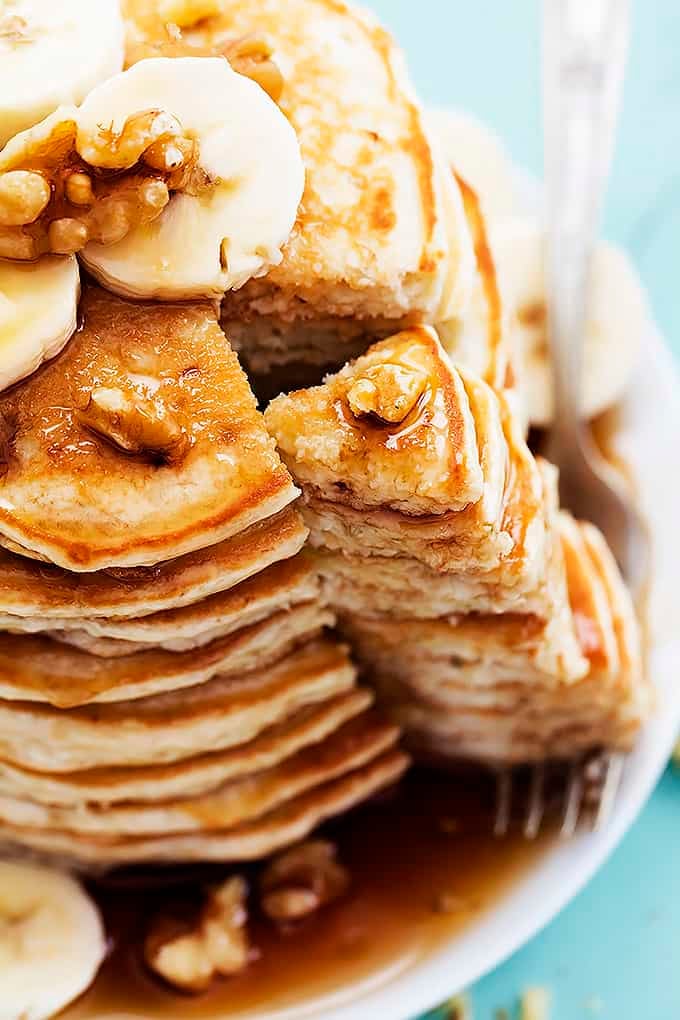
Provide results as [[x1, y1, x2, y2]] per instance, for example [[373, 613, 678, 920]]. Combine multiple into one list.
[[145, 876, 251, 994], [79, 385, 189, 464], [347, 363, 428, 424], [0, 111, 207, 260], [260, 840, 350, 924]]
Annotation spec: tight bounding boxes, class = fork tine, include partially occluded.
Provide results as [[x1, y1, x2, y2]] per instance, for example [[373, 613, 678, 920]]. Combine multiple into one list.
[[523, 763, 546, 839], [560, 758, 585, 838], [592, 751, 625, 830], [493, 769, 512, 837]]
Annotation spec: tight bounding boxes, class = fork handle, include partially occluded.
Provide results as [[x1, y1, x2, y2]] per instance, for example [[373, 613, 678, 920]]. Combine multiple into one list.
[[543, 0, 630, 449]]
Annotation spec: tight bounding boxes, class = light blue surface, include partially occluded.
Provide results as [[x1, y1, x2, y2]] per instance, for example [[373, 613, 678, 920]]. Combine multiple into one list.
[[361, 3, 680, 1017]]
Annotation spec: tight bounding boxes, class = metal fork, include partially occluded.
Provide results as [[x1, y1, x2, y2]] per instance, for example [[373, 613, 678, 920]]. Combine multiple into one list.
[[495, 0, 646, 839]]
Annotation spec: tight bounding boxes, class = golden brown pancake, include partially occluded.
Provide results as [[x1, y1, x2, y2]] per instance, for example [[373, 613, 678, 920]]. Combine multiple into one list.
[[0, 284, 297, 570], [0, 640, 356, 772], [0, 711, 398, 835], [0, 600, 331, 707], [0, 750, 409, 866], [0, 690, 372, 806], [0, 552, 318, 654], [0, 506, 306, 620]]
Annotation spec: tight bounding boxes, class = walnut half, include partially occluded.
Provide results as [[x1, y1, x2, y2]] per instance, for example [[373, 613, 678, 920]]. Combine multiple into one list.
[[347, 363, 428, 425], [259, 840, 350, 924], [79, 385, 189, 465], [144, 876, 251, 994]]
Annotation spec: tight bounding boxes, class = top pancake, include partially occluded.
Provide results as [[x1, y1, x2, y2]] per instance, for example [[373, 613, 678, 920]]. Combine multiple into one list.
[[265, 326, 483, 515], [125, 0, 473, 324], [0, 285, 297, 570]]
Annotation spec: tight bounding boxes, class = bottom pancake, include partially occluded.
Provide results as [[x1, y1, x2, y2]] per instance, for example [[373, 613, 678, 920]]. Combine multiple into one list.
[[0, 751, 408, 868]]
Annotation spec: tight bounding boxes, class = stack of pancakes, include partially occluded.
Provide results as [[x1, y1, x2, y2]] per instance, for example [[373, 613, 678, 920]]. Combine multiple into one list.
[[0, 286, 406, 869], [265, 326, 652, 766]]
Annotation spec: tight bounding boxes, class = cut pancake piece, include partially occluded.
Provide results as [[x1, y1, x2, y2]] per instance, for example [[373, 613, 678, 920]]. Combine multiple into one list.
[[0, 640, 355, 772], [266, 326, 484, 516], [267, 331, 555, 609], [1, 552, 317, 655], [0, 711, 399, 836], [0, 690, 372, 807], [0, 600, 330, 708], [0, 506, 306, 621], [300, 388, 544, 579], [0, 749, 409, 867], [350, 514, 648, 765], [0, 284, 296, 571]]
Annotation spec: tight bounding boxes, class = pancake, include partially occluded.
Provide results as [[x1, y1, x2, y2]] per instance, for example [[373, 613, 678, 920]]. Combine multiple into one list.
[[0, 639, 356, 772], [0, 284, 297, 570], [266, 327, 484, 516], [123, 0, 473, 325], [0, 552, 317, 654], [0, 750, 409, 867], [0, 506, 307, 621], [0, 690, 372, 807], [0, 711, 398, 835], [0, 600, 331, 707]]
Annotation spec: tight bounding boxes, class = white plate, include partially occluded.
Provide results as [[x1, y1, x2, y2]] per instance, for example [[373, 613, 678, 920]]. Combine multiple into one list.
[[220, 325, 678, 1020]]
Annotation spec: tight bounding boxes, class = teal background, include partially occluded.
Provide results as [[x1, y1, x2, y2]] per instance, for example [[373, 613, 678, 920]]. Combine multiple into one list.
[[361, 2, 680, 1018]]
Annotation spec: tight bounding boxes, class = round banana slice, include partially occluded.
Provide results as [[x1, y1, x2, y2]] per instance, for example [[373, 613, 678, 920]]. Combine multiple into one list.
[[492, 217, 649, 425], [0, 0, 124, 149], [78, 57, 305, 300], [0, 858, 106, 1020], [427, 107, 518, 222], [0, 256, 80, 393]]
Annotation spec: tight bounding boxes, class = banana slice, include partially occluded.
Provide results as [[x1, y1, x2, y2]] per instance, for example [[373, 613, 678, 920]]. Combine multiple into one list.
[[0, 256, 80, 393], [427, 107, 518, 222], [0, 858, 106, 1020], [492, 217, 649, 425], [0, 0, 124, 149], [77, 57, 305, 300]]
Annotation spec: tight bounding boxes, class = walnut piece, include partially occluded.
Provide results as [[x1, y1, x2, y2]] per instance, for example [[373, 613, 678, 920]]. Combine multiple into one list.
[[260, 840, 350, 923], [347, 363, 428, 425], [145, 876, 251, 994], [79, 385, 189, 464], [0, 111, 205, 260]]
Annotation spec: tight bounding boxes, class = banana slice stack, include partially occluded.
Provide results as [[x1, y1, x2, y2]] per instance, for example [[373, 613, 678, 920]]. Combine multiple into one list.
[[0, 1, 305, 395]]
